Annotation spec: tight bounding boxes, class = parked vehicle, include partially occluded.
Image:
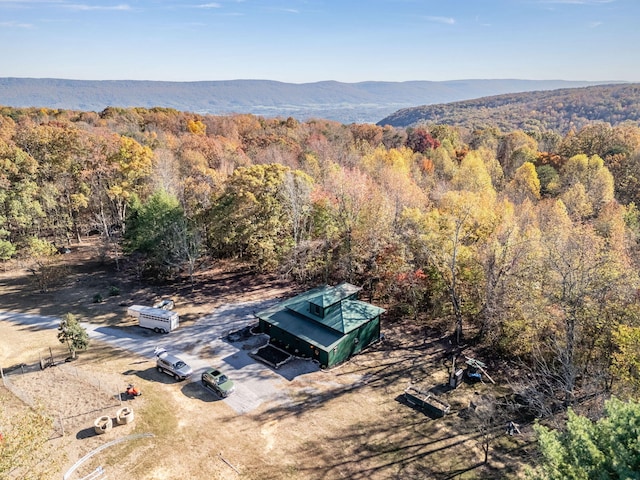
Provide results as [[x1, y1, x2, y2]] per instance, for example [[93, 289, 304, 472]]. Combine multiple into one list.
[[202, 368, 235, 397], [153, 298, 175, 310], [128, 305, 179, 333], [155, 347, 193, 381]]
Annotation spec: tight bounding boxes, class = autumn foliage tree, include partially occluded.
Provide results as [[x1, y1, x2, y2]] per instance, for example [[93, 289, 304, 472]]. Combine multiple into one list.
[[0, 403, 64, 480], [405, 127, 440, 154], [0, 105, 639, 432]]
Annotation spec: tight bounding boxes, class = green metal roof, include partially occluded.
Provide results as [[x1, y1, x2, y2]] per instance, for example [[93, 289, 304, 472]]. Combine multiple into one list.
[[308, 282, 361, 307], [267, 309, 343, 349], [256, 283, 386, 350]]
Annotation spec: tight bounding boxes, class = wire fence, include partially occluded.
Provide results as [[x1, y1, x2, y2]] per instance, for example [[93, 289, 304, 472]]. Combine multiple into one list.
[[1, 368, 36, 407], [1, 351, 122, 438], [57, 363, 123, 404]]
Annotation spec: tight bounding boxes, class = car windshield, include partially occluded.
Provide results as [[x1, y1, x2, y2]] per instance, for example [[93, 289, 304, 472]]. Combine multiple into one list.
[[175, 361, 187, 369], [217, 375, 228, 384]]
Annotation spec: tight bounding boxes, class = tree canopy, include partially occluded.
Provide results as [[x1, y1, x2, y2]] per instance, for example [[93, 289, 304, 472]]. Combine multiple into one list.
[[57, 313, 89, 359], [529, 397, 640, 480]]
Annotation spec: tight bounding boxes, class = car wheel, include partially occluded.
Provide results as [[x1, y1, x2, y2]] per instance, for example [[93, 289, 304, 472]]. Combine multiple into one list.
[[174, 373, 180, 380], [157, 366, 163, 373]]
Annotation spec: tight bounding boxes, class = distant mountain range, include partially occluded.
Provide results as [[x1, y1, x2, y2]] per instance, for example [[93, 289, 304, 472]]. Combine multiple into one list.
[[0, 78, 616, 125], [376, 83, 640, 133]]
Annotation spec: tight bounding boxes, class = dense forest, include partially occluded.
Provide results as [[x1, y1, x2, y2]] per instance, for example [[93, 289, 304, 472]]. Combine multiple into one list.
[[378, 83, 640, 133], [2, 104, 640, 422]]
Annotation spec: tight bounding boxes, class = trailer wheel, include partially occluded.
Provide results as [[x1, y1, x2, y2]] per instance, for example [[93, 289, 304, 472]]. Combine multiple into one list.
[[154, 327, 160, 333], [160, 328, 167, 334]]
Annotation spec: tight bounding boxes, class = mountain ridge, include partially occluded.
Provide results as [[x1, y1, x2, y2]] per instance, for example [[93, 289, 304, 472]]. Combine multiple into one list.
[[0, 77, 615, 124], [376, 83, 640, 133]]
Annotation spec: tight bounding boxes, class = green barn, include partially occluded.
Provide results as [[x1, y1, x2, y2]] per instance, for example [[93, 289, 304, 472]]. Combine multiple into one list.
[[255, 282, 385, 368]]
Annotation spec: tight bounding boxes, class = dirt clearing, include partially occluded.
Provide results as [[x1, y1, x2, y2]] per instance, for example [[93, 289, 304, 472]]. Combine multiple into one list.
[[0, 241, 533, 479]]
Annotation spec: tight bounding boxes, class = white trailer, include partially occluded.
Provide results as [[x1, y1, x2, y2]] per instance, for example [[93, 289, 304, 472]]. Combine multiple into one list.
[[127, 305, 179, 333]]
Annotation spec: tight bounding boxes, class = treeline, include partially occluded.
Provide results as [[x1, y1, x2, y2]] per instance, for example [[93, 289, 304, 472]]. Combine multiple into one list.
[[2, 105, 640, 414], [378, 83, 640, 133]]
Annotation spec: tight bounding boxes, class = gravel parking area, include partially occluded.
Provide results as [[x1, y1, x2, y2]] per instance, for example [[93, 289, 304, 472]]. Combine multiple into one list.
[[2, 299, 320, 414]]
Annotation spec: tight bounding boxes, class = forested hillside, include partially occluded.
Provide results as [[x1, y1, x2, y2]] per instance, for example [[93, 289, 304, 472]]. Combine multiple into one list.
[[0, 78, 608, 124], [378, 83, 640, 133], [2, 105, 640, 423]]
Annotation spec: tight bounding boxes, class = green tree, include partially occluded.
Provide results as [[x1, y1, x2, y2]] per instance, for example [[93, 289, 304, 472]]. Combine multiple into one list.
[[207, 163, 302, 272], [611, 324, 640, 397], [125, 189, 194, 280], [0, 238, 16, 262], [26, 237, 59, 292], [536, 164, 561, 197], [529, 397, 640, 479], [57, 313, 89, 359], [0, 139, 43, 243], [125, 189, 182, 254]]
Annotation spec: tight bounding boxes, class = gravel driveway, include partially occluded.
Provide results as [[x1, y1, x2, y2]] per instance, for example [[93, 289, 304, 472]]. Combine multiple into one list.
[[0, 300, 319, 414]]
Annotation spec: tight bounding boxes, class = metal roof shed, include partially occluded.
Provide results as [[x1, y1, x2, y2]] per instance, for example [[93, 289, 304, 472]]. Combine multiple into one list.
[[255, 282, 385, 368]]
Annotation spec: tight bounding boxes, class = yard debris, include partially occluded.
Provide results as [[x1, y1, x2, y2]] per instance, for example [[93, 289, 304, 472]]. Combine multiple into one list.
[[506, 421, 521, 435], [465, 356, 495, 384], [219, 453, 240, 474]]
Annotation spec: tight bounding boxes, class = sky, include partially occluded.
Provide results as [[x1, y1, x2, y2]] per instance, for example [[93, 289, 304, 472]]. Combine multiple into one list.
[[0, 0, 638, 84]]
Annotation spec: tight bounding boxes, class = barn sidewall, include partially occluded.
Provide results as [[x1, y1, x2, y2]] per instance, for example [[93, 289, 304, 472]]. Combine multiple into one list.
[[328, 316, 381, 368]]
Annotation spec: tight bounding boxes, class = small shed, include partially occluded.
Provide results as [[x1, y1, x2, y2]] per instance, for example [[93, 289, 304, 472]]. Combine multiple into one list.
[[255, 282, 385, 368]]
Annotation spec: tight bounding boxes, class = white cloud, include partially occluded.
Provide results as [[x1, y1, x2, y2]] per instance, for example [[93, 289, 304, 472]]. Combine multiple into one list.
[[62, 3, 131, 11], [0, 20, 33, 28], [425, 16, 455, 25], [196, 3, 221, 8], [0, 0, 64, 3], [538, 0, 614, 4]]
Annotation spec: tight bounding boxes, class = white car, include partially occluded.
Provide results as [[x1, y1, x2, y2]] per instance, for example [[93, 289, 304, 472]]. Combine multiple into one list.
[[154, 347, 193, 381]]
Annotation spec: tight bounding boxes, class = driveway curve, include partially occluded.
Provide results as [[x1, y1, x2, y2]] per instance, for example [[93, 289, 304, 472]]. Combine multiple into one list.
[[0, 300, 319, 414]]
